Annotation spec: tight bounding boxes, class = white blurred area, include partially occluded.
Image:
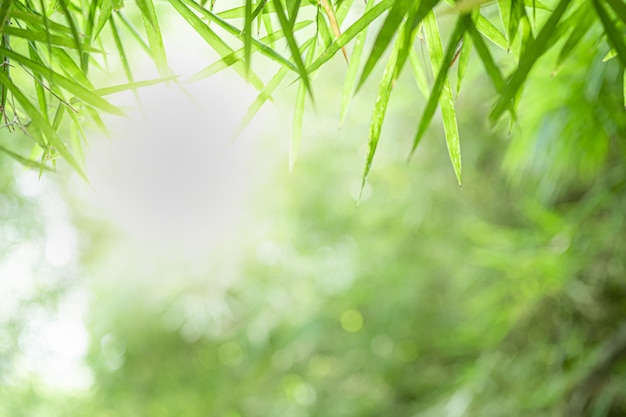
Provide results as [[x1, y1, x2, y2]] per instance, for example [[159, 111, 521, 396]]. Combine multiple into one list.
[[86, 77, 266, 253], [1, 13, 283, 394]]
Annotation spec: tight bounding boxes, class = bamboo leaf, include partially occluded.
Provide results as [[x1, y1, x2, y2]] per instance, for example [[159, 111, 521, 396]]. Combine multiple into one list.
[[361, 20, 407, 197], [0, 72, 86, 179], [183, 0, 301, 75], [166, 0, 266, 91], [2, 27, 100, 51], [605, 0, 626, 25], [409, 48, 429, 99], [476, 13, 508, 50], [271, 0, 313, 98], [410, 13, 469, 187], [594, 0, 626, 68], [188, 20, 313, 82], [0, 0, 13, 33], [555, 3, 593, 69], [290, 39, 316, 171], [490, 0, 572, 122], [468, 20, 506, 93], [0, 47, 124, 115], [136, 0, 170, 76], [340, 0, 374, 126], [357, 0, 411, 90], [422, 12, 466, 184], [244, 0, 253, 75], [307, 0, 393, 73], [0, 143, 53, 171], [320, 0, 348, 62], [456, 32, 472, 95]]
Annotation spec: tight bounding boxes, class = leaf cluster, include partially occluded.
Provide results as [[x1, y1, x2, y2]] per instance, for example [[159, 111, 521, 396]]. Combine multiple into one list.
[[0, 0, 624, 186]]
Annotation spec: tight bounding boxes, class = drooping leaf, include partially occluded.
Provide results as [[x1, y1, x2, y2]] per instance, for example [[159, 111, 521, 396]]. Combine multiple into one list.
[[290, 38, 317, 171], [166, 0, 266, 91], [0, 47, 124, 115], [188, 20, 313, 82], [340, 0, 374, 126], [594, 0, 626, 68], [356, 0, 411, 90], [555, 3, 593, 70], [0, 71, 87, 179], [270, 0, 313, 98], [136, 0, 170, 76], [360, 19, 407, 197], [307, 0, 393, 73], [416, 11, 467, 185], [456, 32, 473, 95], [490, 0, 573, 122]]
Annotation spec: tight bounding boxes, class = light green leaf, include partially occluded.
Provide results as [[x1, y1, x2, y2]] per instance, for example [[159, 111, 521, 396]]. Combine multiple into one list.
[[340, 0, 374, 126], [410, 13, 469, 187], [361, 20, 407, 197], [136, 0, 170, 77], [0, 72, 86, 179], [490, 0, 573, 122]]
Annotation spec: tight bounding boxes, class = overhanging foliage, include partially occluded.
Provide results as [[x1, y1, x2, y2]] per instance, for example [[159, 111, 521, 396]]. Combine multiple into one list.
[[0, 0, 624, 186]]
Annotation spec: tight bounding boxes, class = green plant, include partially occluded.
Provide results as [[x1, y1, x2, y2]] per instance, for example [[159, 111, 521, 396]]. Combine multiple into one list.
[[0, 0, 623, 187]]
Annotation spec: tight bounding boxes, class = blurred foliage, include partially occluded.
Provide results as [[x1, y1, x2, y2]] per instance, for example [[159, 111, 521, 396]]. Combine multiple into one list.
[[1, 1, 626, 417]]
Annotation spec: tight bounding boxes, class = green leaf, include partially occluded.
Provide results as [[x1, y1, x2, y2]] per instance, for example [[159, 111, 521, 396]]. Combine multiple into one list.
[[244, 0, 253, 76], [2, 27, 100, 51], [340, 0, 374, 126], [356, 0, 410, 90], [271, 0, 313, 98], [0, 71, 86, 179], [0, 143, 53, 171], [605, 0, 626, 25], [594, 0, 626, 68], [0, 47, 124, 115], [409, 48, 429, 99], [468, 19, 506, 93], [136, 0, 170, 77], [490, 0, 573, 122], [456, 32, 473, 95], [290, 38, 317, 171], [555, 3, 593, 69], [361, 19, 407, 198], [0, 0, 13, 33], [188, 20, 313, 82], [307, 0, 393, 74], [421, 12, 466, 185], [94, 0, 113, 39], [183, 0, 301, 75], [410, 13, 469, 187], [166, 0, 266, 91], [476, 13, 508, 50]]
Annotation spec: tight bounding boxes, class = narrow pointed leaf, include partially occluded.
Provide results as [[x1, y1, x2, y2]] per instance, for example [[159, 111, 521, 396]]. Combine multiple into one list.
[[456, 32, 472, 95], [167, 0, 266, 90], [136, 0, 170, 76], [357, 0, 411, 90], [361, 21, 406, 196], [244, 0, 253, 75], [307, 0, 393, 73], [410, 14, 469, 186], [0, 72, 86, 179], [290, 39, 316, 171], [188, 20, 313, 82], [340, 0, 374, 126], [490, 0, 572, 121], [594, 0, 626, 68], [271, 0, 312, 97], [0, 47, 124, 115]]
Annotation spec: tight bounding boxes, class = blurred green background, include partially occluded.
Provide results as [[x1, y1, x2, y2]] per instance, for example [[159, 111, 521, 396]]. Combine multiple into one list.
[[1, 10, 626, 417]]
